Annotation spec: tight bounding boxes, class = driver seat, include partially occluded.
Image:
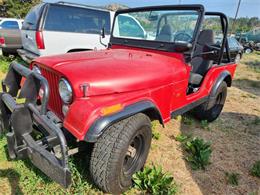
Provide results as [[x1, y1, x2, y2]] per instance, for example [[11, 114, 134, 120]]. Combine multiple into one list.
[[156, 24, 172, 42], [189, 29, 215, 85]]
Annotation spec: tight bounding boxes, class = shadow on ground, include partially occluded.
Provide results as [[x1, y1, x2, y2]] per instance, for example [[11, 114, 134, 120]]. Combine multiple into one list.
[[233, 78, 260, 96], [176, 111, 260, 194]]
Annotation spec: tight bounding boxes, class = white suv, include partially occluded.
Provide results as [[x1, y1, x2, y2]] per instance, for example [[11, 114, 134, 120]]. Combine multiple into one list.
[[18, 2, 114, 62]]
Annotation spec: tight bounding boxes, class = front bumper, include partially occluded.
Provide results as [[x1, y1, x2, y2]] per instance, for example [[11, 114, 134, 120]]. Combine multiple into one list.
[[0, 61, 71, 188]]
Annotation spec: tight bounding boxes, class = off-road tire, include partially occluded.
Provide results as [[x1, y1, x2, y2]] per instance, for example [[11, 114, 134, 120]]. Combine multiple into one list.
[[193, 81, 227, 122], [90, 113, 152, 194]]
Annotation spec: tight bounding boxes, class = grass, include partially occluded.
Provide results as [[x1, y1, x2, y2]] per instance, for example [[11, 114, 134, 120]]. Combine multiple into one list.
[[225, 172, 239, 186], [250, 161, 260, 178]]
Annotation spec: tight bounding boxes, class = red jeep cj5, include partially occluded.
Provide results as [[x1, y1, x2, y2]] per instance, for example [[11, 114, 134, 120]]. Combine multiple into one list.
[[0, 5, 237, 194]]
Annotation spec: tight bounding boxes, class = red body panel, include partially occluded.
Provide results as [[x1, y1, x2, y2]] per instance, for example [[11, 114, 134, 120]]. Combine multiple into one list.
[[33, 46, 237, 141]]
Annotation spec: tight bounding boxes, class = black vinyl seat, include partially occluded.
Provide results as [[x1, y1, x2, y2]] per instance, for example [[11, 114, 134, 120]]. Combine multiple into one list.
[[189, 29, 215, 85], [156, 24, 173, 42]]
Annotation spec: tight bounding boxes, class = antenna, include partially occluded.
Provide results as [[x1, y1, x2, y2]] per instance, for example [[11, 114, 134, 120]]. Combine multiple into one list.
[[231, 0, 242, 34]]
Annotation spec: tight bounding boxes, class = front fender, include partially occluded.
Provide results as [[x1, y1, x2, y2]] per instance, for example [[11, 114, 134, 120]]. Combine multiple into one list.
[[84, 101, 163, 142]]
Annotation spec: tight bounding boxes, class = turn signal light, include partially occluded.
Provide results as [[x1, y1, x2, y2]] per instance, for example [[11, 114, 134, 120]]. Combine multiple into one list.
[[101, 104, 124, 116]]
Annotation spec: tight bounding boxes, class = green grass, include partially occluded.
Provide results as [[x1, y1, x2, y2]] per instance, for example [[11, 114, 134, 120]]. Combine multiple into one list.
[[0, 136, 101, 194], [225, 172, 239, 186], [250, 161, 260, 178]]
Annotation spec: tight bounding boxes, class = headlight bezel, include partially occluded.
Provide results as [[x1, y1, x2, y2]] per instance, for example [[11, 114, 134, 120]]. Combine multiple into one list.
[[58, 78, 73, 104]]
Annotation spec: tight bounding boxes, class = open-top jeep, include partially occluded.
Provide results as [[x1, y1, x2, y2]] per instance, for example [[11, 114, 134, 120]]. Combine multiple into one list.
[[0, 4, 236, 194]]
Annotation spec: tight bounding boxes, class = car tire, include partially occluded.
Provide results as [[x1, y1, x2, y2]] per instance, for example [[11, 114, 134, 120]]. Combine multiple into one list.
[[193, 81, 227, 122], [245, 48, 253, 54], [90, 113, 152, 194]]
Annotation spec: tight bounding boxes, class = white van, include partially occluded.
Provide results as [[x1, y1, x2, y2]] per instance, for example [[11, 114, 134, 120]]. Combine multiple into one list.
[[18, 2, 114, 62]]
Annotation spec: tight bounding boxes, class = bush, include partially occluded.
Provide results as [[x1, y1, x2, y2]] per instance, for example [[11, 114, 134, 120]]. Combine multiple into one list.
[[184, 137, 212, 170], [133, 165, 177, 195], [250, 161, 260, 178]]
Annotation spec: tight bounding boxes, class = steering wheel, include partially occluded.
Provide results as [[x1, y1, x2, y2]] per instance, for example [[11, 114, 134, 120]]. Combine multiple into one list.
[[174, 32, 192, 42]]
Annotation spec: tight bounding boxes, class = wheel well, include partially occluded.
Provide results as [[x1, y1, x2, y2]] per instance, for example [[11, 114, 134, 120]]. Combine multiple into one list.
[[142, 108, 164, 126], [224, 75, 232, 87]]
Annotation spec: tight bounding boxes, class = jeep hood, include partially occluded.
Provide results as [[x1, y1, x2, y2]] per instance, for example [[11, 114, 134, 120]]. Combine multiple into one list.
[[36, 49, 185, 97]]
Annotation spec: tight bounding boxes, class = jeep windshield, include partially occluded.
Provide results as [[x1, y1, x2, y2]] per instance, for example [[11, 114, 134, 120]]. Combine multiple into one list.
[[111, 5, 204, 52]]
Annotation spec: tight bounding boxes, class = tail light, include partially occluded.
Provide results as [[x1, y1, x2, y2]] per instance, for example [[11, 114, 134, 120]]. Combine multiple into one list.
[[0, 36, 5, 45], [36, 31, 45, 49]]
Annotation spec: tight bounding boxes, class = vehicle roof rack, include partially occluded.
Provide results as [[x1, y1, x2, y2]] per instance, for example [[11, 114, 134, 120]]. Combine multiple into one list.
[[55, 1, 109, 12]]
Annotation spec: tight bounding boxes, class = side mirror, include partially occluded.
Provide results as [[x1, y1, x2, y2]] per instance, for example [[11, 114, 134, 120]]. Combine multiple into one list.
[[101, 27, 105, 39]]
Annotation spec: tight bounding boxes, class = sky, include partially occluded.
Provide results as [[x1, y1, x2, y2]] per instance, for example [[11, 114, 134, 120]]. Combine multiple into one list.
[[46, 0, 260, 18]]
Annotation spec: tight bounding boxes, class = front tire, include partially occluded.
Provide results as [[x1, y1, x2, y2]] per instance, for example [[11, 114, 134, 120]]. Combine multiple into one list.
[[90, 113, 152, 194], [193, 82, 227, 122]]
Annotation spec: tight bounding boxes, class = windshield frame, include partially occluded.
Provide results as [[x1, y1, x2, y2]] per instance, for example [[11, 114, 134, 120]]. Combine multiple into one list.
[[110, 4, 205, 52]]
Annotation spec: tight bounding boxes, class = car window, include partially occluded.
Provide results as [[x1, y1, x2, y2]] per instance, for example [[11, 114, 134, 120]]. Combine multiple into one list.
[[0, 21, 19, 29], [44, 5, 111, 34], [203, 16, 224, 45], [22, 4, 44, 30], [116, 15, 145, 38]]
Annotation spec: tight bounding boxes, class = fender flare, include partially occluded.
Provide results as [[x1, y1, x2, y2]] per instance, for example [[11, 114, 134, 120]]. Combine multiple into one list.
[[210, 70, 232, 97], [84, 101, 163, 142]]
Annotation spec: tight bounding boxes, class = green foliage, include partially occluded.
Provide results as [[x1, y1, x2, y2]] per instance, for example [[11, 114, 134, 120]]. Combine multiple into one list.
[[250, 161, 260, 178], [200, 120, 210, 131], [0, 55, 12, 73], [225, 172, 239, 186], [182, 116, 194, 125], [184, 137, 212, 170], [0, 0, 41, 18], [175, 133, 191, 143], [133, 165, 177, 195], [151, 121, 160, 140]]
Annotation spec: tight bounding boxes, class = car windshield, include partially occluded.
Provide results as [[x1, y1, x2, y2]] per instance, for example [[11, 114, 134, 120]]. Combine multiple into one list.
[[113, 9, 200, 44]]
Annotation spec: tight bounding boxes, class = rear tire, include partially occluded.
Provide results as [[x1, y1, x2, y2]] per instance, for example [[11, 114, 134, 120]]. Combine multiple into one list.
[[193, 82, 227, 122], [245, 48, 253, 54], [90, 113, 152, 194]]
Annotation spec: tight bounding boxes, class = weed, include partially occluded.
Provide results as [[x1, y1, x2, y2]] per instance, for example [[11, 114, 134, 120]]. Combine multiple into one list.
[[133, 165, 177, 195], [182, 116, 194, 125], [250, 161, 260, 178], [252, 117, 260, 125], [184, 137, 212, 170], [151, 121, 161, 140], [225, 172, 239, 186], [200, 120, 210, 131], [175, 133, 191, 142], [0, 56, 12, 73]]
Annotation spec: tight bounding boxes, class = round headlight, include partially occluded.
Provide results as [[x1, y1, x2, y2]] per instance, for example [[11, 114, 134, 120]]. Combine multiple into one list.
[[59, 78, 73, 104], [33, 65, 41, 74]]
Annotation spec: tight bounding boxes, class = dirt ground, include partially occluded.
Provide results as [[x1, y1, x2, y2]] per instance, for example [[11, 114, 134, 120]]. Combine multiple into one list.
[[148, 53, 260, 195]]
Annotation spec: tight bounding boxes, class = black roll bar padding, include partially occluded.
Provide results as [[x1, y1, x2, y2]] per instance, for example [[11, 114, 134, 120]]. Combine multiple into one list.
[[205, 12, 231, 64], [28, 103, 69, 168], [6, 62, 50, 115]]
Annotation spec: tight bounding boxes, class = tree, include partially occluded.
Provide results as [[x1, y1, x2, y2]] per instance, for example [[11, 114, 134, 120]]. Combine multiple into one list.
[[0, 0, 41, 18]]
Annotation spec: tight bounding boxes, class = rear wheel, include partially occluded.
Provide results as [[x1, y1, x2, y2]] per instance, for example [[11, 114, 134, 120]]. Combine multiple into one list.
[[90, 113, 152, 194], [193, 81, 227, 122], [245, 48, 253, 54]]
